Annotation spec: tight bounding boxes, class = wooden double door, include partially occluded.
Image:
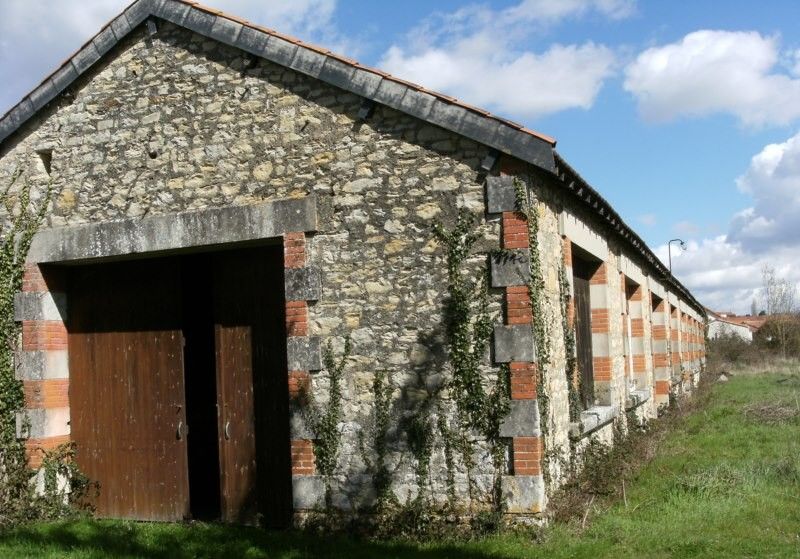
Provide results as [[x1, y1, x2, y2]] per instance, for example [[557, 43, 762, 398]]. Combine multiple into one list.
[[68, 246, 292, 526]]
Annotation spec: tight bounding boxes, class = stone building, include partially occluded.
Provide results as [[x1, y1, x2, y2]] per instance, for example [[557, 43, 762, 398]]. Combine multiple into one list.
[[0, 0, 706, 525]]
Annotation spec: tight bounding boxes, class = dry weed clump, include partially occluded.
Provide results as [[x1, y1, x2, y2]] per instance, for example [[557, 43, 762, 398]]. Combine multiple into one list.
[[547, 376, 715, 526], [742, 401, 800, 424]]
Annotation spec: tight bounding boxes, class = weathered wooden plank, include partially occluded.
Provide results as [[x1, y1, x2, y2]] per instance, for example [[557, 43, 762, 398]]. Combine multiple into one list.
[[68, 258, 189, 520]]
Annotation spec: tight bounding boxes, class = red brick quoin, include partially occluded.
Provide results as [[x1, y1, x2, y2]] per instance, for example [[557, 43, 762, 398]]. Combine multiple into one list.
[[285, 300, 308, 337], [290, 439, 315, 475], [284, 232, 306, 269], [512, 436, 541, 475], [505, 286, 532, 326], [284, 232, 316, 476]]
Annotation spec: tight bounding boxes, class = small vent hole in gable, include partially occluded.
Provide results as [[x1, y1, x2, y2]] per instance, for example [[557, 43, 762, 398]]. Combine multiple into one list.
[[240, 56, 259, 77], [36, 149, 53, 176]]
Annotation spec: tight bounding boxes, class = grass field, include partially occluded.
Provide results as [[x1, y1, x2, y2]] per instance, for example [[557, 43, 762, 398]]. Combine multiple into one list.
[[1, 369, 798, 558]]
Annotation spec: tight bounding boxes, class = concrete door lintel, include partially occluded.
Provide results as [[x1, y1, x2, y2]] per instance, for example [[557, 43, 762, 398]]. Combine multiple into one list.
[[27, 196, 318, 264]]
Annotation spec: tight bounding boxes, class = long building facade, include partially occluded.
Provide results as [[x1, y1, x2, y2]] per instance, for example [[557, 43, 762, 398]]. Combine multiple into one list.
[[0, 0, 706, 525]]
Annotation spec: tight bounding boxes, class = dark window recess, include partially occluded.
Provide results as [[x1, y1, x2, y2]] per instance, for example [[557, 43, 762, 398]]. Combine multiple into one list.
[[571, 246, 601, 410], [651, 294, 663, 356], [651, 293, 662, 314]]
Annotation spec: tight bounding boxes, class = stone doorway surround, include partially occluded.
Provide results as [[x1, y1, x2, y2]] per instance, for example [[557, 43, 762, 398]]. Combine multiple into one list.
[[14, 196, 323, 508]]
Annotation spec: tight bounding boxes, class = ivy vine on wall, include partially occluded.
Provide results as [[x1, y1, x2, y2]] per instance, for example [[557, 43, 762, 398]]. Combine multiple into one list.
[[357, 369, 395, 509], [433, 209, 510, 510], [0, 168, 95, 527], [558, 252, 582, 423], [512, 178, 553, 486], [304, 336, 351, 508], [1, 169, 37, 455]]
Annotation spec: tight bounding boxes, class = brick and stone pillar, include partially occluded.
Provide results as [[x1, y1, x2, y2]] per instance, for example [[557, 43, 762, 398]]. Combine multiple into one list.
[[621, 278, 629, 380], [681, 314, 688, 365], [486, 171, 543, 514], [14, 264, 70, 469], [689, 316, 701, 385], [695, 318, 703, 369], [283, 232, 324, 510], [651, 298, 670, 407], [589, 263, 613, 405], [562, 235, 576, 387], [627, 285, 647, 390], [670, 305, 681, 381]]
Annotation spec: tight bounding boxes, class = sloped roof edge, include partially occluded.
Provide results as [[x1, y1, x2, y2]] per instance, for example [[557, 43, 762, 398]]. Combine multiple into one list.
[[0, 0, 556, 172], [553, 152, 707, 319], [707, 313, 757, 331]]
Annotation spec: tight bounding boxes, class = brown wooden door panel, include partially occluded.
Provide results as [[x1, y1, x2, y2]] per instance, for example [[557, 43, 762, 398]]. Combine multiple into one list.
[[213, 250, 260, 524], [69, 259, 189, 521], [213, 247, 291, 527], [214, 319, 258, 523]]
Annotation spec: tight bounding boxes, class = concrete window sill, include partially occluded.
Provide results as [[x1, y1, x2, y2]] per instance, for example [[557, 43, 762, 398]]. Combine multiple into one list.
[[569, 405, 614, 440]]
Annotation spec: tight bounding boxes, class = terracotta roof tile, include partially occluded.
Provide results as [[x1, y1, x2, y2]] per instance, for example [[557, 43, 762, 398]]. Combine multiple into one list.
[[219, 13, 251, 26], [385, 76, 424, 91]]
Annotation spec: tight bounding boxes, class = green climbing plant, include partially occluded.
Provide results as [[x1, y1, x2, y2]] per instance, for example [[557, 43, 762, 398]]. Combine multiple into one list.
[[1, 169, 36, 454], [357, 370, 396, 509], [559, 252, 582, 423], [0, 169, 96, 527], [304, 336, 351, 508], [433, 209, 510, 510], [405, 408, 434, 500], [435, 407, 457, 507], [512, 178, 553, 486]]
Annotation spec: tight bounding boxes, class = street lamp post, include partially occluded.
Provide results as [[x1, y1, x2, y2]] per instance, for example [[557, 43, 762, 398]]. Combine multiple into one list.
[[668, 238, 686, 272]]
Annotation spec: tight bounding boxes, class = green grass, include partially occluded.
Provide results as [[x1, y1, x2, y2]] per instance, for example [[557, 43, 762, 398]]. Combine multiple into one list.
[[2, 370, 799, 558]]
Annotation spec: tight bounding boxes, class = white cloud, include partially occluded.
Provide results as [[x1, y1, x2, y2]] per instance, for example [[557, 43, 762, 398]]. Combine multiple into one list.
[[658, 235, 800, 314], [660, 131, 800, 313], [730, 131, 800, 250], [498, 0, 636, 23], [784, 48, 800, 77], [379, 1, 624, 119], [0, 0, 342, 116], [624, 30, 800, 126], [382, 42, 615, 118]]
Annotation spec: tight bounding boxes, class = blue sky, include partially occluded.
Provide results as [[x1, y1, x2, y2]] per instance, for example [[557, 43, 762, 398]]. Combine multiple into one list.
[[2, 0, 800, 313]]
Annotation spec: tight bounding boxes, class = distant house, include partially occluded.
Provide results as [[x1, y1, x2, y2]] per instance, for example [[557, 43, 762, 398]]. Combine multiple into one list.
[[706, 309, 757, 341]]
